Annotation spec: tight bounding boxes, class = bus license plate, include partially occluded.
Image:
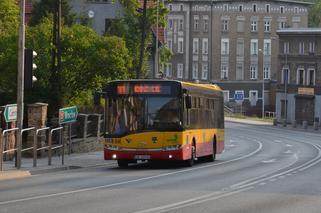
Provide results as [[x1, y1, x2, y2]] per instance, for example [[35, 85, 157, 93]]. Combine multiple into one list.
[[134, 155, 150, 160]]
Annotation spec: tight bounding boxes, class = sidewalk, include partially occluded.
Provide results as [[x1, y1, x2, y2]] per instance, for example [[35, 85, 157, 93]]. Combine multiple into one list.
[[225, 116, 321, 134], [0, 151, 111, 181]]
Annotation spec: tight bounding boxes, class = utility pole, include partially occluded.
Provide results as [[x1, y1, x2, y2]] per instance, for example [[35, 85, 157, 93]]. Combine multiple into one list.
[[50, 0, 62, 118], [16, 0, 26, 169], [137, 0, 147, 79], [154, 0, 159, 78]]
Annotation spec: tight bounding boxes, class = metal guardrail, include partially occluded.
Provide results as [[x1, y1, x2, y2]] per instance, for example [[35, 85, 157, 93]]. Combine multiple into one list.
[[0, 128, 19, 171], [48, 127, 64, 166], [1, 126, 66, 171]]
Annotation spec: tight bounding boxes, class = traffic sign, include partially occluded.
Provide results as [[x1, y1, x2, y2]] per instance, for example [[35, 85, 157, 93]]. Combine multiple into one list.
[[4, 104, 17, 122], [234, 93, 244, 101], [59, 106, 78, 124]]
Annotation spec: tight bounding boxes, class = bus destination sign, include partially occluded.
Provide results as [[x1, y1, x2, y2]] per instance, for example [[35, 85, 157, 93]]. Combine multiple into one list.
[[117, 84, 171, 95]]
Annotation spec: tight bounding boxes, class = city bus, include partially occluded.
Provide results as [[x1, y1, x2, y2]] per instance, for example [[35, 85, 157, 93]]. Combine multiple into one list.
[[102, 80, 224, 167]]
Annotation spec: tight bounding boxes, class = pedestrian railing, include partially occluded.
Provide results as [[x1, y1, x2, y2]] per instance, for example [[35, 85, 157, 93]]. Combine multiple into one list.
[[0, 126, 65, 171]]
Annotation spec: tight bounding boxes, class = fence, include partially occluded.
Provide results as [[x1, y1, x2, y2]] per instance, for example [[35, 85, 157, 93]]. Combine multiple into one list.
[[0, 113, 104, 171]]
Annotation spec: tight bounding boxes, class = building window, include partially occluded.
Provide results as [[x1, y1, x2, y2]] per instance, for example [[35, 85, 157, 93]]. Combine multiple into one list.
[[264, 39, 271, 56], [294, 7, 298, 13], [180, 4, 184, 11], [193, 38, 199, 54], [236, 64, 244, 80], [179, 19, 184, 31], [299, 42, 305, 55], [168, 4, 173, 11], [193, 15, 199, 31], [223, 91, 230, 103], [279, 21, 286, 29], [202, 38, 208, 55], [237, 20, 244, 32], [266, 4, 270, 13], [263, 66, 270, 79], [201, 63, 208, 80], [239, 4, 243, 12], [250, 65, 257, 79], [282, 67, 290, 84], [178, 38, 184, 53], [167, 38, 173, 51], [168, 19, 173, 31], [203, 16, 209, 32], [221, 65, 228, 79], [283, 41, 289, 54], [249, 90, 258, 106], [309, 41, 315, 54], [280, 6, 284, 14], [307, 69, 315, 86], [222, 20, 229, 31], [264, 20, 270, 32], [223, 4, 228, 12], [253, 4, 257, 12], [251, 20, 257, 32], [177, 64, 183, 78], [251, 39, 258, 55], [237, 39, 244, 56], [221, 38, 229, 55], [297, 68, 305, 85], [192, 63, 198, 79], [165, 63, 172, 77]]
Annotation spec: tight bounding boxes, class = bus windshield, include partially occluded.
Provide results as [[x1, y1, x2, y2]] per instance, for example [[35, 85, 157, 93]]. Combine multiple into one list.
[[107, 96, 182, 135]]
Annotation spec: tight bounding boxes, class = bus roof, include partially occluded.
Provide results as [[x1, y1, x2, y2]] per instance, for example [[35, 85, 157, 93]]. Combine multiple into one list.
[[106, 79, 222, 92]]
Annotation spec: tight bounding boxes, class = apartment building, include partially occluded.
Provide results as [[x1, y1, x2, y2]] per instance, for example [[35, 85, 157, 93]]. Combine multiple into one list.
[[164, 0, 311, 115], [276, 28, 321, 125], [68, 0, 123, 35]]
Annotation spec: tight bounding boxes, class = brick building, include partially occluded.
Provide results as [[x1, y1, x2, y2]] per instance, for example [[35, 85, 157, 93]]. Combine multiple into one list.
[[276, 28, 321, 125], [164, 0, 312, 116]]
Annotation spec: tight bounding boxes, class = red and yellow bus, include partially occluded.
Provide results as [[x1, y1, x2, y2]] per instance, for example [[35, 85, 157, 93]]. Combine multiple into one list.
[[103, 80, 224, 167]]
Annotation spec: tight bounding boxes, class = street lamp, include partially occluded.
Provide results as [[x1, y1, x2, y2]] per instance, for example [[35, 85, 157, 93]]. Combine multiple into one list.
[[259, 48, 264, 119]]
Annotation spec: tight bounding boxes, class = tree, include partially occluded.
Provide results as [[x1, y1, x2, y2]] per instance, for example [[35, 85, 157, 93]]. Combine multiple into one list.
[[308, 0, 321, 27], [0, 0, 19, 105], [115, 0, 169, 78], [29, 0, 75, 26]]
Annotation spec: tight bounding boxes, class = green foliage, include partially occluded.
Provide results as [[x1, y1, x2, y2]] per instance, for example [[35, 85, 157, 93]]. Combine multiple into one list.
[[113, 0, 169, 78], [308, 0, 321, 27], [30, 0, 75, 26], [0, 0, 19, 105]]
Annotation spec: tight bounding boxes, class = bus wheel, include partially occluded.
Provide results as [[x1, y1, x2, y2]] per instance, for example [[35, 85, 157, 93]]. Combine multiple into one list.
[[207, 140, 216, 162], [117, 159, 129, 168], [185, 144, 196, 167]]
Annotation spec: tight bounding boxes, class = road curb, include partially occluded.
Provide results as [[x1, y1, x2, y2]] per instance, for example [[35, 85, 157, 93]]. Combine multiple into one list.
[[225, 117, 273, 126], [0, 171, 31, 181]]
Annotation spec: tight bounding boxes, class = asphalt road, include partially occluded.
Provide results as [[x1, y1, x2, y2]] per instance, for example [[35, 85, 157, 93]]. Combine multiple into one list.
[[1, 121, 321, 213]]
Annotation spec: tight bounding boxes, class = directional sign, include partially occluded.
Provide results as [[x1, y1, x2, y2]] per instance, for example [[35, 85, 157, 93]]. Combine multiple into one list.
[[59, 106, 78, 124], [234, 93, 244, 101], [4, 104, 17, 122]]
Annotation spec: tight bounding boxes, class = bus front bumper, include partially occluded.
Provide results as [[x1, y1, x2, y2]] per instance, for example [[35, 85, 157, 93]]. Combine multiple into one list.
[[104, 148, 187, 161]]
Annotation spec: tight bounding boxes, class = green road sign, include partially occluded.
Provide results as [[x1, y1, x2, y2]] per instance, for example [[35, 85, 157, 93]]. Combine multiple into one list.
[[4, 104, 17, 123], [59, 106, 78, 124]]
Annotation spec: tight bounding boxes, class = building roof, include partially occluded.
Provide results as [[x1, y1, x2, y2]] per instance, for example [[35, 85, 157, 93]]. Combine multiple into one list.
[[152, 27, 165, 44], [277, 28, 321, 35]]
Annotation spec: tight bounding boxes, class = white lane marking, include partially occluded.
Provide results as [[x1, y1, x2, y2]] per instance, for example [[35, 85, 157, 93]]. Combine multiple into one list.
[[283, 150, 293, 154], [269, 179, 277, 182], [261, 159, 276, 163], [286, 144, 293, 147], [259, 183, 266, 186], [274, 140, 282, 143], [134, 187, 253, 213], [0, 142, 263, 206], [226, 144, 236, 148], [230, 154, 298, 189]]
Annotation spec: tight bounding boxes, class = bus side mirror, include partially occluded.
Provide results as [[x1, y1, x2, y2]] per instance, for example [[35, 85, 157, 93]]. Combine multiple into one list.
[[185, 95, 192, 109]]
